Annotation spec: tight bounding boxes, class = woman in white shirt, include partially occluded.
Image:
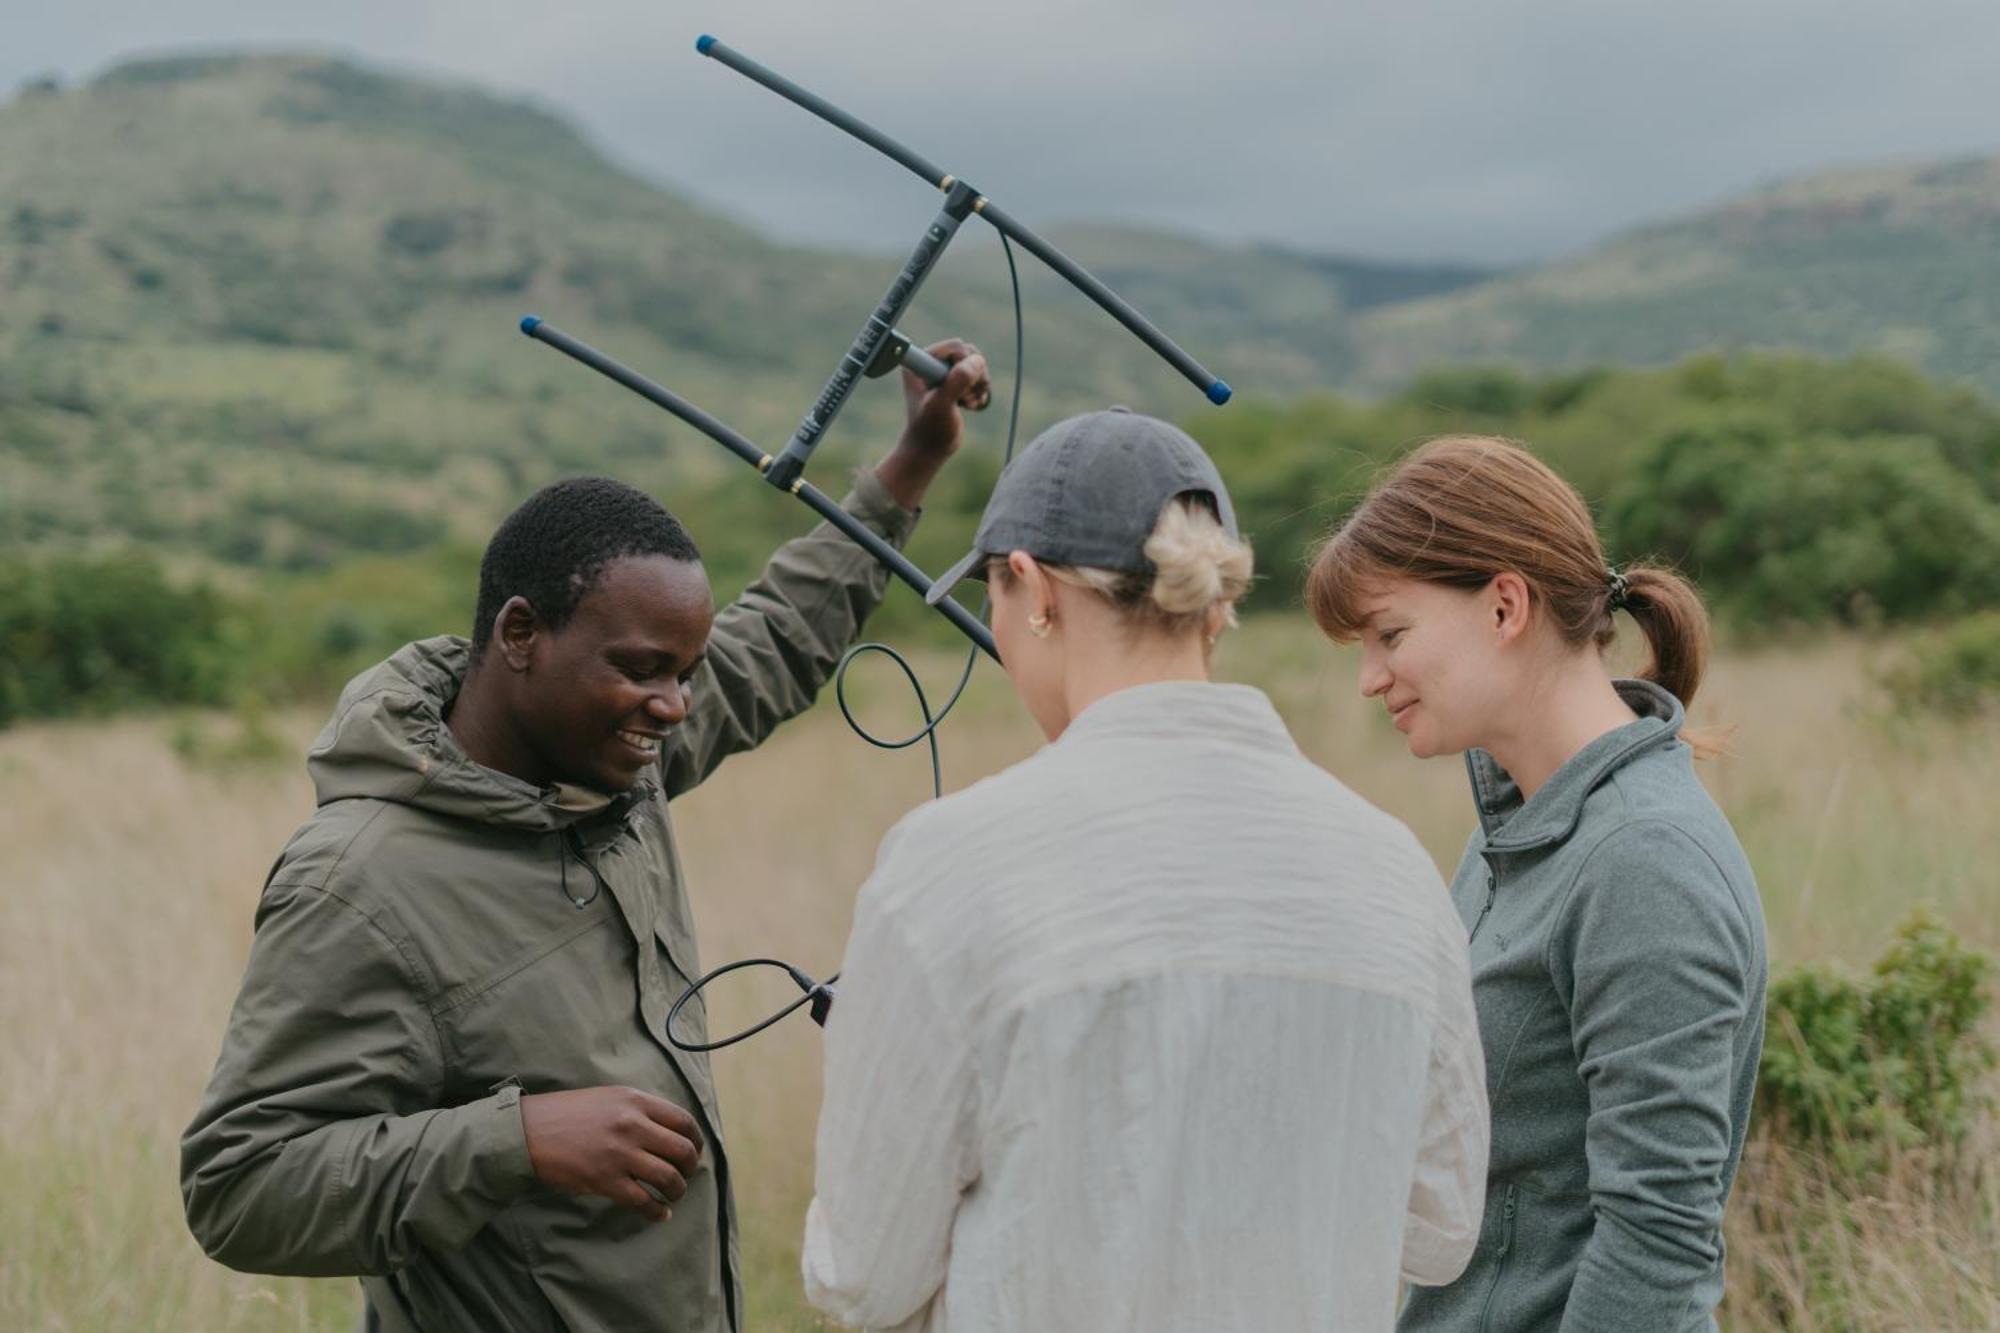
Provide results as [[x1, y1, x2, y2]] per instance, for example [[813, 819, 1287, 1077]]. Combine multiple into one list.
[[804, 408, 1489, 1333]]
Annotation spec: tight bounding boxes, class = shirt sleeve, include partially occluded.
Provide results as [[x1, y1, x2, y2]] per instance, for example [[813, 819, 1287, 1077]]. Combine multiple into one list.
[[1401, 914, 1491, 1286], [1550, 820, 1759, 1333], [660, 470, 917, 799], [180, 883, 538, 1276], [803, 820, 977, 1330]]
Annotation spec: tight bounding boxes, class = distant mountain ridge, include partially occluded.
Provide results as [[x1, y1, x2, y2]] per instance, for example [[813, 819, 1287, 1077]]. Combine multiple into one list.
[[1258, 245, 1496, 311], [3, 50, 1998, 580], [1347, 153, 2000, 391], [0, 51, 1478, 572]]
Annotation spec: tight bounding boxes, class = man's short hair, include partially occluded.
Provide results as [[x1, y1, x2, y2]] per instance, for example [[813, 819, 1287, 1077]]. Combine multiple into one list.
[[472, 476, 701, 657]]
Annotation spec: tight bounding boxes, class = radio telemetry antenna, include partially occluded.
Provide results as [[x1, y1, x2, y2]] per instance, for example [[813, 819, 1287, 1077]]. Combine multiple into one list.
[[522, 34, 1231, 663]]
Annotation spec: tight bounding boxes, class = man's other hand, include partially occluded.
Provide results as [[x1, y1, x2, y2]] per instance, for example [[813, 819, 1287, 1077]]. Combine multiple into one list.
[[876, 338, 990, 510], [521, 1086, 706, 1222]]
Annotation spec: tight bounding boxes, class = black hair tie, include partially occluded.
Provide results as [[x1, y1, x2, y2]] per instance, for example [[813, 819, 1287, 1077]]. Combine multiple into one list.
[[1606, 566, 1633, 612]]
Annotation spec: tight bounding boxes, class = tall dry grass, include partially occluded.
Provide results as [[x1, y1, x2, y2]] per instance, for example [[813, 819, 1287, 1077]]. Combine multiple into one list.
[[0, 620, 1993, 1330]]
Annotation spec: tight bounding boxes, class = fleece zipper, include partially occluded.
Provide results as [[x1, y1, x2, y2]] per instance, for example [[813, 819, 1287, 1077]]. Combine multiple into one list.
[[1476, 1183, 1520, 1333], [1468, 863, 1499, 943]]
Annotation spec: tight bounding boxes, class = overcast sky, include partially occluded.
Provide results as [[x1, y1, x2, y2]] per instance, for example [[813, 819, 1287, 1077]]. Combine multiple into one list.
[[8, 1, 1998, 265]]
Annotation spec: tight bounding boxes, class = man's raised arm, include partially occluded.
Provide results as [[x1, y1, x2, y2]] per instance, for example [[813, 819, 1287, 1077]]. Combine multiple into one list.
[[660, 340, 989, 798]]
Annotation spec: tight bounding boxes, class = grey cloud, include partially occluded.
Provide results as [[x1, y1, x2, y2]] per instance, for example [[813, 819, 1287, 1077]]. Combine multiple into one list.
[[6, 0, 1998, 264]]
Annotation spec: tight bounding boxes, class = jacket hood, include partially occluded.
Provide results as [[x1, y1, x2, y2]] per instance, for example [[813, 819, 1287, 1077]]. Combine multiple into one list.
[[306, 636, 645, 832], [1465, 677, 1685, 852]]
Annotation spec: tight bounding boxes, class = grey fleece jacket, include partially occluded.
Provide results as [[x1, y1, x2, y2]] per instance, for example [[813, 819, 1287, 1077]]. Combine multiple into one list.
[[1398, 679, 1767, 1333]]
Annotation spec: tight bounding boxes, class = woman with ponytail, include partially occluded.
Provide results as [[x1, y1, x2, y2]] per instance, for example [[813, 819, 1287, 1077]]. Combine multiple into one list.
[[1308, 435, 1768, 1333], [804, 411, 1489, 1333]]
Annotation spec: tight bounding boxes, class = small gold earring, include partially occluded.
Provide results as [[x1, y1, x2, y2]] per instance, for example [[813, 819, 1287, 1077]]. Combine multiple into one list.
[[1028, 612, 1052, 638]]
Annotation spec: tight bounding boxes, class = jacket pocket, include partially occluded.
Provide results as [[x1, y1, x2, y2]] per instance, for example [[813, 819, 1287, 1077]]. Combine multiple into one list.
[[1476, 1182, 1519, 1333]]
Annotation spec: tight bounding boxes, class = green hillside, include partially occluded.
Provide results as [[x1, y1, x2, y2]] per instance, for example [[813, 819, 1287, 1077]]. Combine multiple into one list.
[[1, 52, 1430, 579], [1014, 224, 1490, 384], [1350, 155, 2000, 392], [8, 48, 2000, 648]]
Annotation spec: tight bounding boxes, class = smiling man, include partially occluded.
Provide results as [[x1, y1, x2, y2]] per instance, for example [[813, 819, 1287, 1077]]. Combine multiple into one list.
[[180, 344, 988, 1333]]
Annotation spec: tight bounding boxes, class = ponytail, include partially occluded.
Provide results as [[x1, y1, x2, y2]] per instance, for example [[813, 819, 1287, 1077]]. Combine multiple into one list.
[[1618, 564, 1710, 710]]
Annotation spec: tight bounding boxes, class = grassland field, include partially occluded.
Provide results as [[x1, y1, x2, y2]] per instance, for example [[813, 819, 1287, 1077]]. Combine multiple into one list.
[[2, 617, 1994, 1331]]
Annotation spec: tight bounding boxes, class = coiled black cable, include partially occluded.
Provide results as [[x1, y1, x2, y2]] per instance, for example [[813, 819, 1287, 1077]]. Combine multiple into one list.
[[666, 958, 838, 1052]]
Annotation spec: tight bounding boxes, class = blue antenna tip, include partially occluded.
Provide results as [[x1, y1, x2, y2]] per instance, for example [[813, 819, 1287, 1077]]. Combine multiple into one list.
[[519, 315, 542, 336], [1207, 379, 1233, 405], [696, 34, 718, 54]]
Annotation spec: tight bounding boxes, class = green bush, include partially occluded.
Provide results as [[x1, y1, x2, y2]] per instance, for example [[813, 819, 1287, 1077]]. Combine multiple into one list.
[[1758, 910, 1994, 1173], [0, 553, 240, 726], [1397, 365, 1535, 419], [169, 694, 291, 770], [1604, 416, 2000, 625], [1881, 611, 2000, 717], [236, 543, 482, 698], [1209, 355, 2000, 622]]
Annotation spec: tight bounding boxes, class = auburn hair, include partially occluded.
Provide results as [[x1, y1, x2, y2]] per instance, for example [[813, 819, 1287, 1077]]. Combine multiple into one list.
[[1306, 436, 1711, 710]]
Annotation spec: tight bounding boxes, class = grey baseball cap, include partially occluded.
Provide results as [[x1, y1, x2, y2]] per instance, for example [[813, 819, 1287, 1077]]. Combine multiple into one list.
[[925, 407, 1238, 606]]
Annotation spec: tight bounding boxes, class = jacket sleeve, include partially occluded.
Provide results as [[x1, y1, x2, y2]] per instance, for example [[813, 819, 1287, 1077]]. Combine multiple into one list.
[[180, 882, 538, 1276], [1402, 912, 1491, 1286], [660, 470, 918, 799], [1551, 821, 1759, 1333], [802, 819, 977, 1330]]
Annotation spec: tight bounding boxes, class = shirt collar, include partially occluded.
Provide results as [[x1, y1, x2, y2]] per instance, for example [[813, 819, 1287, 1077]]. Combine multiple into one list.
[[1057, 679, 1299, 755], [1465, 677, 1684, 852]]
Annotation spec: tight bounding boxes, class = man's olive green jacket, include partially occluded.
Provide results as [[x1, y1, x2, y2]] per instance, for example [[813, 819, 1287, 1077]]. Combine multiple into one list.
[[181, 478, 915, 1333]]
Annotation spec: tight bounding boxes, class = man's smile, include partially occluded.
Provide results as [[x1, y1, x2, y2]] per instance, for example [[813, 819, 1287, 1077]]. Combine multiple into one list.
[[616, 728, 665, 757]]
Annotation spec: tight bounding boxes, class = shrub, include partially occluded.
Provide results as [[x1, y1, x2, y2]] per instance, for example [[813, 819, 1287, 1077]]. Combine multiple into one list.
[[1605, 416, 2000, 625], [0, 553, 240, 726], [381, 211, 462, 258], [1881, 611, 2000, 717], [238, 543, 481, 697], [168, 694, 290, 770], [1397, 364, 1534, 418], [1757, 909, 1994, 1174]]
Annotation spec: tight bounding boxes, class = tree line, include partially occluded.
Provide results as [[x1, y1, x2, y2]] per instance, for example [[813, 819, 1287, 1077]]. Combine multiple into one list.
[[5, 351, 1999, 727]]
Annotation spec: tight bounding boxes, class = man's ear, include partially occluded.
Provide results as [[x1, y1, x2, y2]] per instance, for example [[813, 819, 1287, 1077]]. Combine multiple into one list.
[[493, 595, 540, 673], [1490, 571, 1533, 645]]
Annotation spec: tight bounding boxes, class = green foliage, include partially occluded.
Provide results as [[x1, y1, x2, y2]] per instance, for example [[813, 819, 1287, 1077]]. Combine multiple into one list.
[[1881, 611, 2000, 716], [8, 348, 2000, 732], [1, 51, 1404, 596], [1212, 354, 2000, 625], [1191, 395, 1399, 611], [1603, 417, 2000, 625], [6, 51, 2000, 706], [0, 553, 238, 725], [1399, 364, 1535, 418], [169, 694, 290, 770], [0, 543, 493, 729], [237, 544, 484, 699], [1758, 910, 1995, 1172]]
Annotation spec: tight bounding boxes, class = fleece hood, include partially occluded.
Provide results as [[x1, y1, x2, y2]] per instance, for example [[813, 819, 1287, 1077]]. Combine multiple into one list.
[[305, 634, 642, 834]]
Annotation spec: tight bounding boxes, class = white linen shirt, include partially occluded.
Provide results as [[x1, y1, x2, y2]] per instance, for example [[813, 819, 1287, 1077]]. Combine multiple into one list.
[[804, 681, 1488, 1333]]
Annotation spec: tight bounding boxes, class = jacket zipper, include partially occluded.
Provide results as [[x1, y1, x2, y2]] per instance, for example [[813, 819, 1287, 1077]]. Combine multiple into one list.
[[1468, 864, 1498, 943], [1476, 1183, 1519, 1333], [563, 826, 739, 1331]]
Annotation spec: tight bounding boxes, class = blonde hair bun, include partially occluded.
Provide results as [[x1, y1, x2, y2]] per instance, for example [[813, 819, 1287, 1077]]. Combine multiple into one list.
[[1146, 497, 1254, 617], [1036, 494, 1255, 636]]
